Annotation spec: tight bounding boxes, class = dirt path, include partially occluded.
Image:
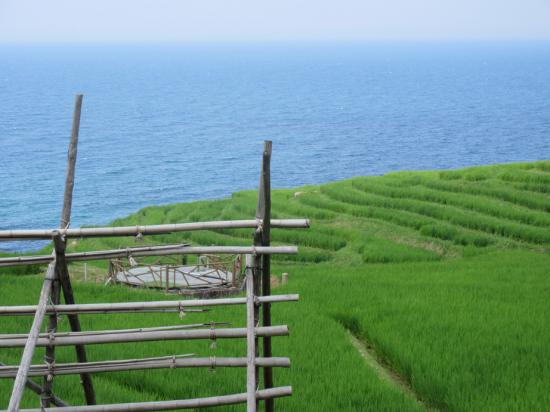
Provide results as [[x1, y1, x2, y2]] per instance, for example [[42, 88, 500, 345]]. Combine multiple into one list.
[[347, 330, 434, 411]]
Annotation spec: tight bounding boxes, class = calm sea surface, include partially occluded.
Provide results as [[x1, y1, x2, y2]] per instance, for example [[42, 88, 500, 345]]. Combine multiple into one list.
[[1, 43, 549, 251]]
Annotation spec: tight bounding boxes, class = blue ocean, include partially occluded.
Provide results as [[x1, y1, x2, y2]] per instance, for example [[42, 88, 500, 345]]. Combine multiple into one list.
[[1, 42, 549, 251]]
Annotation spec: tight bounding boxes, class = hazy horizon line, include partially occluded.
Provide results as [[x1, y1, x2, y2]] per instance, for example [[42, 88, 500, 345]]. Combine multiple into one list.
[[1, 38, 550, 46]]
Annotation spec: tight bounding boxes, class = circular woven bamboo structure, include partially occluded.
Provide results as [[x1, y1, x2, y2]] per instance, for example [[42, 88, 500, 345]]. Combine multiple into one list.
[[107, 254, 244, 296]]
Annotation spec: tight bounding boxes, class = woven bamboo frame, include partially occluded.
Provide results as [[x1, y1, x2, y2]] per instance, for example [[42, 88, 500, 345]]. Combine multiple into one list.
[[0, 100, 306, 412]]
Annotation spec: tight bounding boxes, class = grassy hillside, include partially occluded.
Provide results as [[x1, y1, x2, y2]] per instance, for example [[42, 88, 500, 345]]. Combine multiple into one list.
[[1, 160, 549, 411]]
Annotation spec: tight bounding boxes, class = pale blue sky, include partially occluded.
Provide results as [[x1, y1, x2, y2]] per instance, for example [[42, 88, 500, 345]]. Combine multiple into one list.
[[1, 0, 550, 43]]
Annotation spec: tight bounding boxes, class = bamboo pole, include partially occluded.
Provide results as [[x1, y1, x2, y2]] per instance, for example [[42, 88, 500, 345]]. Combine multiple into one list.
[[6, 386, 293, 412], [0, 326, 289, 348], [7, 260, 56, 412], [0, 362, 67, 407], [0, 294, 299, 316], [0, 219, 309, 240], [0, 322, 230, 340], [0, 308, 206, 317], [246, 255, 257, 412], [0, 245, 299, 267], [0, 357, 290, 378]]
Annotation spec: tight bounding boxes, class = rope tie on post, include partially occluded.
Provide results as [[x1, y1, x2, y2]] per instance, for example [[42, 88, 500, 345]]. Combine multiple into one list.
[[44, 330, 55, 383], [128, 250, 138, 267], [60, 222, 70, 236], [170, 355, 176, 369], [50, 285, 63, 324], [178, 301, 186, 319], [255, 218, 263, 236], [45, 359, 55, 382], [209, 356, 216, 372]]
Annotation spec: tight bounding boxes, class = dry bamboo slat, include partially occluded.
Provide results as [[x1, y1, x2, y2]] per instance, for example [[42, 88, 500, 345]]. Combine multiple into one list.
[[0, 356, 290, 378], [0, 322, 229, 340], [0, 245, 298, 267], [0, 219, 309, 240], [4, 386, 293, 412], [0, 326, 289, 348], [0, 294, 299, 316]]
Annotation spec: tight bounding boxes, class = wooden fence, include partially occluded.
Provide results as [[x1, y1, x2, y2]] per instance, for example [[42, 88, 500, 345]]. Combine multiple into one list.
[[0, 95, 309, 412]]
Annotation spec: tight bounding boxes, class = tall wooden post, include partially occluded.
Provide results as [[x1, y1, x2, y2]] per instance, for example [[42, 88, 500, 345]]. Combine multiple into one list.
[[60, 94, 83, 229], [41, 233, 63, 408], [56, 94, 96, 405], [254, 140, 273, 411]]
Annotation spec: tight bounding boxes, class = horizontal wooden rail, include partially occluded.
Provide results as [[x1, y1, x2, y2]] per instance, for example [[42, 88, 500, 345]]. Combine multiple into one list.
[[0, 244, 189, 267], [4, 386, 292, 412], [0, 245, 299, 267], [0, 326, 289, 348], [0, 294, 299, 316], [0, 356, 290, 378], [0, 322, 229, 340], [0, 219, 309, 240]]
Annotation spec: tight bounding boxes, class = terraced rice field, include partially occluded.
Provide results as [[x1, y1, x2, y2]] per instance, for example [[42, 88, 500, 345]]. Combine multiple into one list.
[[1, 160, 549, 410]]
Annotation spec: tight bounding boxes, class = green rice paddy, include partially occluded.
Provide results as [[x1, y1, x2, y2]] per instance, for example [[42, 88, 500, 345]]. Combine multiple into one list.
[[1, 160, 549, 411]]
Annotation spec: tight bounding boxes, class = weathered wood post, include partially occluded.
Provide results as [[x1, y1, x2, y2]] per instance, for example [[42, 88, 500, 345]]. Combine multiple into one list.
[[55, 94, 96, 405], [60, 94, 83, 229], [254, 140, 274, 411], [41, 233, 63, 408]]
